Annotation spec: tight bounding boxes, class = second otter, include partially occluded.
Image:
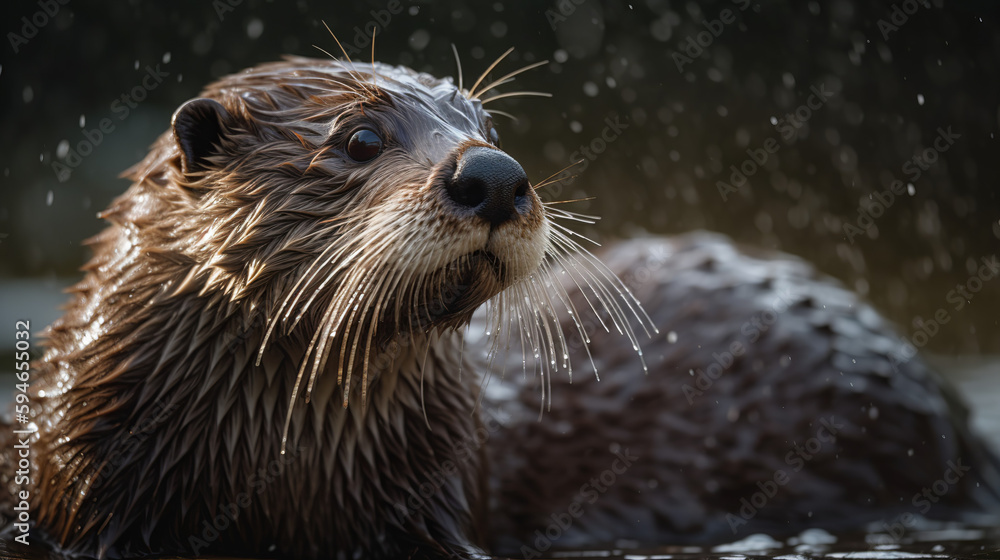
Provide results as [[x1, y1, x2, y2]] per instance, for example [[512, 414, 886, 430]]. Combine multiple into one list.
[[3, 56, 999, 559]]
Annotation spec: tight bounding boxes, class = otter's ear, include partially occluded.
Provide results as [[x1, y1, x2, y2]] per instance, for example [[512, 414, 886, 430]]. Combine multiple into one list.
[[172, 98, 233, 174]]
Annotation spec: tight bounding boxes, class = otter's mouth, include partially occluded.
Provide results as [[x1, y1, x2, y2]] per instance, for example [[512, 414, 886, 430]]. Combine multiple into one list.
[[410, 249, 508, 330], [468, 249, 506, 279]]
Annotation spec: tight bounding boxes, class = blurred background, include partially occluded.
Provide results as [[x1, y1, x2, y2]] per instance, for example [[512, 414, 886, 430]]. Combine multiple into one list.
[[0, 0, 997, 421]]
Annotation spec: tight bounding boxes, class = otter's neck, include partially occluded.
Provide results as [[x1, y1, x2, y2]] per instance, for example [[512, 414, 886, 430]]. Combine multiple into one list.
[[34, 279, 490, 558]]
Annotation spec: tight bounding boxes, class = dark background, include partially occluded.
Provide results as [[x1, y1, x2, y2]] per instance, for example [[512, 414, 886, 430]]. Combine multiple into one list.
[[1, 0, 998, 358]]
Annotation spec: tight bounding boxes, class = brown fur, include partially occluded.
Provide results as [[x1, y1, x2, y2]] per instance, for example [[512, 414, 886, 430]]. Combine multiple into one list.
[[3, 57, 640, 559], [7, 54, 997, 560]]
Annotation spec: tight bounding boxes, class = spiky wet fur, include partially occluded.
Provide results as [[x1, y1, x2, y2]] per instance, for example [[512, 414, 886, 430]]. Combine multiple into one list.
[[4, 57, 648, 558]]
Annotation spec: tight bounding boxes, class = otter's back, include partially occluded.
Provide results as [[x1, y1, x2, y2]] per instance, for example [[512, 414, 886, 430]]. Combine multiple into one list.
[[486, 232, 1000, 552]]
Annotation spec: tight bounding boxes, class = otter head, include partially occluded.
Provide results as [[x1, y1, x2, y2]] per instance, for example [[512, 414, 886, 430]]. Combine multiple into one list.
[[172, 58, 545, 320], [31, 54, 651, 559], [138, 54, 648, 415], [149, 57, 565, 403]]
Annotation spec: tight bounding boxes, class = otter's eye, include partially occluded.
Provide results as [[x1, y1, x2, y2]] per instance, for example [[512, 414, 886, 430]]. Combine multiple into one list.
[[346, 129, 383, 162], [488, 127, 500, 147]]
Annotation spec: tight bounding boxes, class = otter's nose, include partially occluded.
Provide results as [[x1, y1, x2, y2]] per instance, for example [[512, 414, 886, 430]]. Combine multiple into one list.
[[447, 146, 532, 226]]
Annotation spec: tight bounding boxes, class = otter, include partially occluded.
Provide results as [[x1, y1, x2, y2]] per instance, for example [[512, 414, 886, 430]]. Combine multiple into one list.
[[2, 54, 999, 559]]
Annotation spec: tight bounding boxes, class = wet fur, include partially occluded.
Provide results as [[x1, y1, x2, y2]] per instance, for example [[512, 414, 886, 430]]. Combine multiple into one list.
[[0, 57, 643, 558], [2, 54, 999, 560], [489, 234, 1000, 552]]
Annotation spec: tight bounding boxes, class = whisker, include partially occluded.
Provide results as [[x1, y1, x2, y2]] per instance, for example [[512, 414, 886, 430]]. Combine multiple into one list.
[[546, 248, 611, 334], [472, 60, 549, 100], [538, 259, 599, 377], [419, 334, 432, 429], [468, 46, 515, 99], [550, 230, 657, 342], [533, 173, 580, 191], [451, 43, 464, 93], [526, 273, 567, 381], [312, 44, 340, 62], [259, 234, 351, 365], [474, 77, 515, 94], [320, 20, 377, 99], [481, 91, 553, 105], [548, 219, 602, 243], [546, 207, 600, 224], [532, 159, 585, 191], [486, 109, 518, 121], [370, 26, 378, 91], [542, 197, 597, 207], [458, 325, 467, 383], [279, 311, 330, 455]]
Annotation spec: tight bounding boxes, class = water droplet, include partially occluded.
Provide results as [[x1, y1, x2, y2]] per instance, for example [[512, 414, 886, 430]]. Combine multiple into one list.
[[409, 29, 431, 51], [917, 93, 925, 105], [667, 331, 678, 343], [247, 19, 263, 39]]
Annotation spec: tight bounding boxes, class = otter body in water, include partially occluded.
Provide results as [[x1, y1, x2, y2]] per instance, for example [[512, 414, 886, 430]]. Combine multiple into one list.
[[2, 56, 999, 559]]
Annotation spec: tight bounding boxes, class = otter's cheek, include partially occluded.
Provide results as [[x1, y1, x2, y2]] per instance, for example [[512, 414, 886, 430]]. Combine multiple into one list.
[[366, 190, 489, 276], [487, 210, 549, 286]]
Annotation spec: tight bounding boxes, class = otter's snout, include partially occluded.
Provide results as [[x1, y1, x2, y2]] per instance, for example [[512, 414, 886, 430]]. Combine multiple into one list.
[[447, 146, 532, 226]]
